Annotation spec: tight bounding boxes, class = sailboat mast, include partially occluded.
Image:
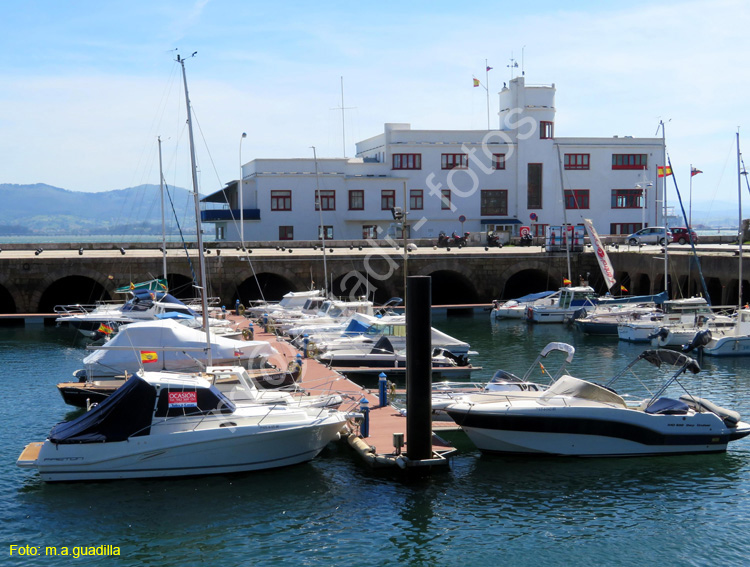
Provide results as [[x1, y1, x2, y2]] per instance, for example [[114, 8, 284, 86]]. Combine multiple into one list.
[[660, 121, 668, 295], [738, 130, 743, 309], [178, 54, 212, 363], [158, 136, 168, 283], [555, 144, 572, 282]]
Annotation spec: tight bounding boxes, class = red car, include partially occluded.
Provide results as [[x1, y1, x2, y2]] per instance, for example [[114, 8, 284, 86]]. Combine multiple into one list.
[[671, 227, 699, 245]]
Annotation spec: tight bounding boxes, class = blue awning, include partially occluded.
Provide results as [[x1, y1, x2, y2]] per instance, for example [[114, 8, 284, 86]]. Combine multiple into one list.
[[480, 219, 523, 225]]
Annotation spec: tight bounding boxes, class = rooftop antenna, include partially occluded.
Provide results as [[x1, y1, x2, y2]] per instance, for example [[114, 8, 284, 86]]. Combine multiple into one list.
[[331, 76, 355, 157], [507, 52, 519, 80], [521, 45, 526, 76]]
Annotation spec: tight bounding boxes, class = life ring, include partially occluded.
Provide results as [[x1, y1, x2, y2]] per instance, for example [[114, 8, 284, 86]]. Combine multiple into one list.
[[242, 328, 253, 340], [306, 342, 318, 358], [238, 303, 246, 315]]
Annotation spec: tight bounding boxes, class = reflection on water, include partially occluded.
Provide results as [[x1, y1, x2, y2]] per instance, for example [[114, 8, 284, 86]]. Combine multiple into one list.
[[2, 321, 750, 566]]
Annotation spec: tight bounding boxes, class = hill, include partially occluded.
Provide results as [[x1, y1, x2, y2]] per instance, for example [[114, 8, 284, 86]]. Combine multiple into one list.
[[0, 183, 200, 235]]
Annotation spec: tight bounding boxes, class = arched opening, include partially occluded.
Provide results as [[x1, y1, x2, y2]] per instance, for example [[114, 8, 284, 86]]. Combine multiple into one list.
[[39, 276, 111, 325], [166, 273, 198, 301], [502, 269, 555, 300], [724, 278, 750, 307], [235, 273, 297, 304], [428, 270, 479, 305], [705, 277, 724, 306], [0, 284, 21, 327], [635, 273, 651, 296]]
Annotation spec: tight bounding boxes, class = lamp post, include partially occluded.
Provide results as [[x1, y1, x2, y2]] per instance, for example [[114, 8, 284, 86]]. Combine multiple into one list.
[[239, 132, 247, 247]]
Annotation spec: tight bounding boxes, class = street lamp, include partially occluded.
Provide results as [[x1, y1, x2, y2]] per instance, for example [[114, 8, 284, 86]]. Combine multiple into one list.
[[239, 132, 247, 247]]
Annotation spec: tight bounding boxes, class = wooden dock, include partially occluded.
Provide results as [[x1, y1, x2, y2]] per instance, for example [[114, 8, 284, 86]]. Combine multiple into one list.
[[231, 315, 456, 471]]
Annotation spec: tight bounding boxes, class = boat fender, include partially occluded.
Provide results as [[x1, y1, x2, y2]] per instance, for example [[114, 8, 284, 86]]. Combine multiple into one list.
[[679, 395, 741, 427]]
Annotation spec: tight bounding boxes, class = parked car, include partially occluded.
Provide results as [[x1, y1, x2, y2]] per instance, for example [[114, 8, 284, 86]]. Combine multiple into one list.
[[670, 227, 699, 245], [626, 227, 672, 246]]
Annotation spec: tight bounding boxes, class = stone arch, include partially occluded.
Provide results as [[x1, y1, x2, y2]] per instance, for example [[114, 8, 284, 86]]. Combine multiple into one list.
[[414, 268, 478, 305], [634, 273, 651, 295], [0, 282, 21, 326], [35, 271, 120, 316], [705, 277, 724, 306], [235, 272, 298, 303], [495, 259, 564, 299]]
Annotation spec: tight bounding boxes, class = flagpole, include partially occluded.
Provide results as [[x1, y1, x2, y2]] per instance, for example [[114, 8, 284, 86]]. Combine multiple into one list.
[[689, 162, 693, 229], [485, 59, 490, 130]]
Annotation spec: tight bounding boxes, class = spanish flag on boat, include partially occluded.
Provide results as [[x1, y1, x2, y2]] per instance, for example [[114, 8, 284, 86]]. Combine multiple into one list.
[[563, 278, 572, 285], [97, 323, 114, 335], [140, 351, 158, 364]]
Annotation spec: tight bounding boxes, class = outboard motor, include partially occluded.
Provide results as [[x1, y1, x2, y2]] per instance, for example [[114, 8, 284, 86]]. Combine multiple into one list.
[[683, 329, 712, 352], [648, 327, 670, 341]]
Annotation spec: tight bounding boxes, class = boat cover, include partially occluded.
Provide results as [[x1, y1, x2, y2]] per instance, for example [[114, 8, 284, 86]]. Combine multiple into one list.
[[83, 319, 277, 374], [49, 376, 156, 443], [513, 291, 557, 303], [541, 375, 626, 407]]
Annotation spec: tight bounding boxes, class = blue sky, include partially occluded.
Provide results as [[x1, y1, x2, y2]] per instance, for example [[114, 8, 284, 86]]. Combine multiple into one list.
[[2, 0, 749, 216]]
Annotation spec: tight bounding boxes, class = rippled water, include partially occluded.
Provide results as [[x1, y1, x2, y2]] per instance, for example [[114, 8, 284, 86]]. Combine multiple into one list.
[[2, 318, 750, 566]]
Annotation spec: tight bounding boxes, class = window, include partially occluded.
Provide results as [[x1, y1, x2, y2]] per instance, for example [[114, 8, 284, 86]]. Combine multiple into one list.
[[279, 226, 294, 240], [409, 189, 423, 210], [381, 190, 396, 210], [611, 189, 643, 209], [392, 153, 422, 170], [527, 163, 543, 209], [564, 189, 590, 209], [540, 121, 554, 139], [441, 189, 451, 210], [611, 223, 642, 235], [270, 190, 291, 211], [318, 226, 333, 240], [612, 154, 648, 170], [348, 190, 364, 210], [315, 189, 335, 211], [362, 225, 378, 239], [564, 154, 590, 170], [216, 225, 225, 240], [441, 153, 468, 169], [480, 190, 508, 216], [492, 153, 506, 170], [532, 224, 548, 237]]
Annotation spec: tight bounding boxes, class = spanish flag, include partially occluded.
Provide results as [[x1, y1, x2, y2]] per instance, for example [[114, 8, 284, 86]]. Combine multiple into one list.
[[563, 278, 572, 285], [620, 285, 628, 293], [129, 282, 135, 290], [473, 78, 480, 87], [97, 323, 114, 335], [657, 166, 672, 178], [140, 351, 158, 364]]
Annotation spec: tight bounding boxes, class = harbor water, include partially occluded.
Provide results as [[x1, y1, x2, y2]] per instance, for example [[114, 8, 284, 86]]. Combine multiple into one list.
[[3, 316, 750, 566]]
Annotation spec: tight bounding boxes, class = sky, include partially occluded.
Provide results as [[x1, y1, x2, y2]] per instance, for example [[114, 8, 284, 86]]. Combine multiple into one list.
[[2, 0, 750, 217]]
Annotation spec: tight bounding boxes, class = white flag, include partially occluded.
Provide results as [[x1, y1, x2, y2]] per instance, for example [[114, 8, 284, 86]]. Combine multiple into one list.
[[582, 218, 616, 290]]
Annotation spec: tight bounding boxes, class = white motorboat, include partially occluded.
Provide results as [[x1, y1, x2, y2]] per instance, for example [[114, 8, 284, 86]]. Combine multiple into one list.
[[617, 297, 721, 343], [245, 289, 324, 319], [447, 349, 750, 457], [650, 311, 735, 349], [490, 291, 559, 320], [19, 368, 350, 481], [55, 289, 199, 338], [525, 286, 599, 324], [431, 342, 574, 420], [698, 308, 750, 356]]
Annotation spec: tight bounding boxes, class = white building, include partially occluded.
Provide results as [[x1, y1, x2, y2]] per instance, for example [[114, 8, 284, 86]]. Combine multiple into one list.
[[202, 76, 665, 244]]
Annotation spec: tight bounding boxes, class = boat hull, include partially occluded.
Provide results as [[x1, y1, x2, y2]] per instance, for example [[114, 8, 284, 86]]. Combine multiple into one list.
[[20, 416, 346, 481], [447, 405, 750, 457], [704, 336, 750, 356]]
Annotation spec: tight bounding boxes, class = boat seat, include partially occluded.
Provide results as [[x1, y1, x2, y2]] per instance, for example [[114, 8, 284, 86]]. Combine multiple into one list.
[[679, 395, 741, 427]]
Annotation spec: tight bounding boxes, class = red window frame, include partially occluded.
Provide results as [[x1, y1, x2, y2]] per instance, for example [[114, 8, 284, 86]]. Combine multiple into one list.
[[270, 190, 291, 211], [492, 153, 506, 170], [441, 153, 468, 169], [612, 154, 648, 170], [610, 222, 642, 235], [315, 189, 335, 211], [392, 153, 422, 170], [480, 190, 508, 215], [279, 226, 294, 240], [611, 189, 643, 209], [381, 190, 396, 210], [348, 190, 364, 211], [318, 226, 333, 240], [532, 224, 548, 237], [441, 189, 451, 210], [564, 153, 590, 170], [564, 189, 590, 209], [540, 121, 554, 139], [362, 225, 378, 239], [409, 189, 423, 210]]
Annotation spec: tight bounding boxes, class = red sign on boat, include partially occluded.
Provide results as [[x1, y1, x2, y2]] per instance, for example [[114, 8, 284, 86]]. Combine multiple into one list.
[[168, 391, 198, 408]]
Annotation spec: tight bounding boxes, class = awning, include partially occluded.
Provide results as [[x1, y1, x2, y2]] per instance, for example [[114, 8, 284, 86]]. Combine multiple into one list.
[[480, 218, 523, 225]]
